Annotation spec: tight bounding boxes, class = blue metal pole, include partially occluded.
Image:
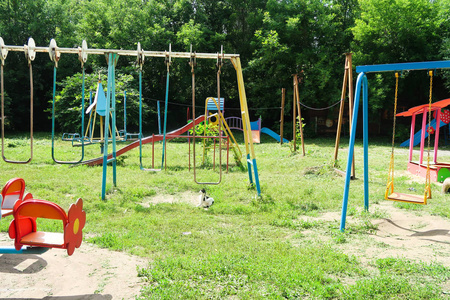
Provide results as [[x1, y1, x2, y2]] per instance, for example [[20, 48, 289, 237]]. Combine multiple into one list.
[[101, 53, 113, 200], [157, 101, 162, 136], [124, 90, 127, 137], [247, 154, 253, 184], [0, 246, 49, 254], [111, 54, 117, 187], [340, 72, 365, 231], [253, 158, 261, 195], [356, 60, 450, 73], [161, 72, 169, 169], [363, 76, 369, 211]]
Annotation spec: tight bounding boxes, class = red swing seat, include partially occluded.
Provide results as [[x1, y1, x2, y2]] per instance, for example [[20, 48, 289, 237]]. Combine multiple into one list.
[[1, 178, 33, 218], [8, 198, 86, 256]]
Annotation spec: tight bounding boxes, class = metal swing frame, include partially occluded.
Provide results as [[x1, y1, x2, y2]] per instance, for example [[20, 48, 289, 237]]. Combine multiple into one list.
[[340, 60, 450, 231], [0, 38, 261, 199]]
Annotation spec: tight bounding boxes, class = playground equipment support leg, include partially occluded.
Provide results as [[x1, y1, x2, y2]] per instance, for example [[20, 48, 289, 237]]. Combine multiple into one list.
[[340, 72, 367, 231], [101, 53, 119, 200], [231, 57, 261, 195]]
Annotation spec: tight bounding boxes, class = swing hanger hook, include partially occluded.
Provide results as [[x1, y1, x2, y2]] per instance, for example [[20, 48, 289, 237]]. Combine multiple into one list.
[[24, 37, 36, 66], [189, 44, 196, 71], [49, 39, 61, 68], [136, 42, 145, 70], [217, 45, 224, 69], [0, 37, 8, 66], [165, 43, 172, 71], [78, 40, 88, 68]]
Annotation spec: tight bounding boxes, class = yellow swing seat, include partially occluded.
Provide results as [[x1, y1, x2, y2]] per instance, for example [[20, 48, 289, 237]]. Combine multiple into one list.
[[385, 181, 430, 204], [386, 192, 427, 204], [385, 71, 434, 206]]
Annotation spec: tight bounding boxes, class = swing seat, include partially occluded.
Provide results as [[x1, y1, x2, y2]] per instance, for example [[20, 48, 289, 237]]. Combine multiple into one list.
[[1, 178, 33, 218], [386, 192, 427, 204], [8, 198, 86, 256]]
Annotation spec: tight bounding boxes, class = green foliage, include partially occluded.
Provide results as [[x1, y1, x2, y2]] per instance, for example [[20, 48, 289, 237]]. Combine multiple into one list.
[[1, 0, 450, 133]]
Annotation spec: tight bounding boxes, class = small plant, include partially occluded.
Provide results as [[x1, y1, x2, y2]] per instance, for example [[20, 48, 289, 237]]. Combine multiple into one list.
[[289, 116, 306, 153], [331, 230, 347, 244]]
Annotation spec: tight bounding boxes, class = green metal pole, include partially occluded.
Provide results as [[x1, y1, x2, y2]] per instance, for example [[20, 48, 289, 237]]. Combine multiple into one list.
[[101, 53, 118, 199], [161, 69, 169, 169]]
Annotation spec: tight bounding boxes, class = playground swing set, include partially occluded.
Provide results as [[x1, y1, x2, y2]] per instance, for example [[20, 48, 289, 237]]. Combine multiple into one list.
[[0, 37, 261, 200], [340, 59, 450, 231]]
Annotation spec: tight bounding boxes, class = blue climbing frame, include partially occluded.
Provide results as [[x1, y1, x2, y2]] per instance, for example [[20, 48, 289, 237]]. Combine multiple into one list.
[[340, 60, 450, 231]]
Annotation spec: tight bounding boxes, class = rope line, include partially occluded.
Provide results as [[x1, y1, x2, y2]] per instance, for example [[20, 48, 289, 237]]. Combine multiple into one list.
[[387, 72, 399, 190], [299, 99, 342, 111]]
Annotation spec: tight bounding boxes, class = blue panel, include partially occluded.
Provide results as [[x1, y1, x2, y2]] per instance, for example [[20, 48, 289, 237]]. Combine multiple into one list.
[[0, 246, 49, 254], [356, 60, 450, 74], [96, 82, 107, 116], [207, 98, 225, 111]]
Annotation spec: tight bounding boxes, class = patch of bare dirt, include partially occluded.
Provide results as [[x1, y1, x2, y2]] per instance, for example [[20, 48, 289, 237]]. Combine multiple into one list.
[[303, 202, 450, 267], [140, 190, 200, 207], [0, 233, 148, 300]]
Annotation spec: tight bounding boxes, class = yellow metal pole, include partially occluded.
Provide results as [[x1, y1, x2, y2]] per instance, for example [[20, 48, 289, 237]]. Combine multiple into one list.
[[230, 57, 261, 195]]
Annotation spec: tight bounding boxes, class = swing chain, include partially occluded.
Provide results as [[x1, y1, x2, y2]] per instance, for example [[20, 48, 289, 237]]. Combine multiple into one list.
[[387, 72, 399, 188], [425, 70, 433, 197]]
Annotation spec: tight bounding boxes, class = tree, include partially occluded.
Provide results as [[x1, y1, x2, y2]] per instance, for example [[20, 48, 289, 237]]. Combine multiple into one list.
[[352, 0, 448, 118], [246, 0, 360, 131]]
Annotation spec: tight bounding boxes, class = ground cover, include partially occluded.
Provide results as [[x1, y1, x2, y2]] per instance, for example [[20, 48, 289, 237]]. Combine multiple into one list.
[[0, 132, 449, 299]]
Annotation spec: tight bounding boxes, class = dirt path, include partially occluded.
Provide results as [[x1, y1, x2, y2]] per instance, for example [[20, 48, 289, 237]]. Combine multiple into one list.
[[0, 234, 148, 300]]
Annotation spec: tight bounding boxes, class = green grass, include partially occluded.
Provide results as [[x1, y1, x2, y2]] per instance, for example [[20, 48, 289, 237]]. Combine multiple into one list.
[[1, 132, 450, 299]]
